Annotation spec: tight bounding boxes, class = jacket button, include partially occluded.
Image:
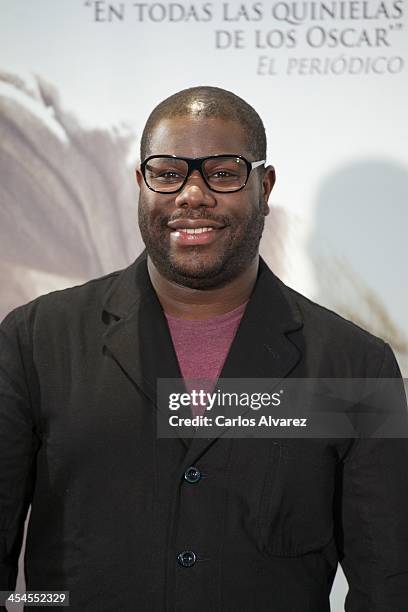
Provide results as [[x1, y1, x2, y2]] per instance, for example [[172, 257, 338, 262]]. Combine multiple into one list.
[[184, 466, 201, 484], [177, 550, 196, 568]]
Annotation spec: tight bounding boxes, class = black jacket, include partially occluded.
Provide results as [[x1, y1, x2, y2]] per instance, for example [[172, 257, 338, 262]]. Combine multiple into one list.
[[0, 253, 407, 611]]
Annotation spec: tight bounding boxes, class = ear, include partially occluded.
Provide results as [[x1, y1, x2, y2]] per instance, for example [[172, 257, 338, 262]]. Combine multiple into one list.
[[261, 165, 276, 216], [135, 166, 143, 187]]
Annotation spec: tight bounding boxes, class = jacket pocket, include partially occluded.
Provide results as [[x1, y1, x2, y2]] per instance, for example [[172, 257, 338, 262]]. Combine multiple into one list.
[[256, 440, 336, 558]]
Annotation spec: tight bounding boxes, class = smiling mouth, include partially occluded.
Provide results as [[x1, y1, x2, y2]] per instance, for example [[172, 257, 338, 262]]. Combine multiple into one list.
[[177, 227, 215, 234], [168, 224, 225, 246]]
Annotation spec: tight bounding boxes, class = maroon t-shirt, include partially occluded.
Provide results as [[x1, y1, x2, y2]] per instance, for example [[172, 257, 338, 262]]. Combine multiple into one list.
[[165, 302, 248, 417]]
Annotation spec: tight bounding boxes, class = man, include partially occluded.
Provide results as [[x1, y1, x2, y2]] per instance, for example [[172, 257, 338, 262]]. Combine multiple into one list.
[[0, 86, 407, 611]]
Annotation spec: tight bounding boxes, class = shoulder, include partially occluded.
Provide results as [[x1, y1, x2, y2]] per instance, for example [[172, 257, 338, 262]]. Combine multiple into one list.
[[2, 268, 123, 336], [283, 279, 384, 347], [272, 274, 395, 377]]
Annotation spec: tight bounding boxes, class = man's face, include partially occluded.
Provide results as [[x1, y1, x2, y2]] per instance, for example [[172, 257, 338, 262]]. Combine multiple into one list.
[[136, 116, 275, 289]]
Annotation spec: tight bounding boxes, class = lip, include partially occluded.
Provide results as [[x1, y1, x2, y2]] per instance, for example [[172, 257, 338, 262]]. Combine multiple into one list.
[[167, 218, 226, 230], [170, 227, 224, 247]]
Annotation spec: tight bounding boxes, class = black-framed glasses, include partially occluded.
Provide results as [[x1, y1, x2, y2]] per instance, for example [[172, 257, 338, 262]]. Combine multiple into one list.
[[140, 154, 266, 194]]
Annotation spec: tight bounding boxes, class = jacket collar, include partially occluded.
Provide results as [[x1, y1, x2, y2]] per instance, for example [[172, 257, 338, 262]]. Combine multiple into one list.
[[101, 251, 304, 455]]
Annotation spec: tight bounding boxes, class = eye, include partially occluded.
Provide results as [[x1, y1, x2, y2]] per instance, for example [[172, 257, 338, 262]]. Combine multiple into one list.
[[208, 168, 241, 181], [155, 170, 183, 182], [211, 170, 233, 177], [147, 166, 186, 183]]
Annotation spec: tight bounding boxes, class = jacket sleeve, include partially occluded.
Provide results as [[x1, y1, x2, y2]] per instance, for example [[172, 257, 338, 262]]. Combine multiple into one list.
[[0, 307, 40, 590], [337, 343, 408, 611]]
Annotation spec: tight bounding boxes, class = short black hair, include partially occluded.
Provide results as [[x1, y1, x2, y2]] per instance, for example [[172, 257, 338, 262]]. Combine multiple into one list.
[[140, 86, 266, 161]]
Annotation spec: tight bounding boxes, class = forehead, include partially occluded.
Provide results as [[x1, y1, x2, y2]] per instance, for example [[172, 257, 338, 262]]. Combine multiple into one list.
[[147, 116, 251, 158]]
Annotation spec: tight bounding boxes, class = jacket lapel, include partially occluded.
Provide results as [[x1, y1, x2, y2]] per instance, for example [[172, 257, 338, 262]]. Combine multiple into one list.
[[220, 259, 303, 380], [181, 258, 304, 466], [101, 251, 195, 448]]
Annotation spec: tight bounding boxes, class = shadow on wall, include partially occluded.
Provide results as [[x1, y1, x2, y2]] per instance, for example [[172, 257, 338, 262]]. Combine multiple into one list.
[[0, 71, 143, 318], [308, 159, 408, 375]]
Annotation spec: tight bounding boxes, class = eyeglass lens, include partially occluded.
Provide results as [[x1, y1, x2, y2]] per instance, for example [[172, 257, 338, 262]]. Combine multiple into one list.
[[144, 156, 248, 192]]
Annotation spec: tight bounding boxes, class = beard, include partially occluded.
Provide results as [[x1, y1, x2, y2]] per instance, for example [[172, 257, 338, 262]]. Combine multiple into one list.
[[138, 196, 266, 289]]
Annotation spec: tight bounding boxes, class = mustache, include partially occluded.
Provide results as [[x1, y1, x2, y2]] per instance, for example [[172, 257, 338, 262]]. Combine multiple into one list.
[[160, 210, 231, 227]]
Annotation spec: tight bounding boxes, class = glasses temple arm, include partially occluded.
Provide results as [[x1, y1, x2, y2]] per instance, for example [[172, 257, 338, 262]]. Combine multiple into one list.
[[250, 160, 266, 170]]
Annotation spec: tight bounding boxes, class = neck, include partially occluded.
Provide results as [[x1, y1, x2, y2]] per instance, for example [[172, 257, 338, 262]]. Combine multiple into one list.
[[147, 256, 259, 320]]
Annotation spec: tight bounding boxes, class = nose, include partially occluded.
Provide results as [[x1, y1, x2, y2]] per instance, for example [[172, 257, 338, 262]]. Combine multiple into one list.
[[174, 170, 217, 209]]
